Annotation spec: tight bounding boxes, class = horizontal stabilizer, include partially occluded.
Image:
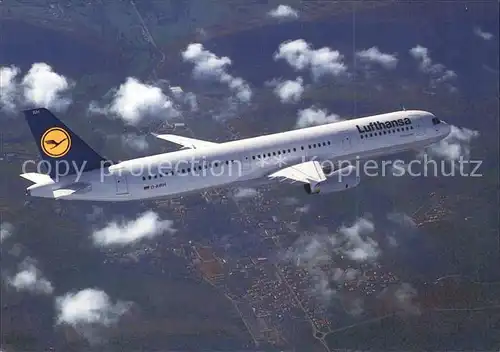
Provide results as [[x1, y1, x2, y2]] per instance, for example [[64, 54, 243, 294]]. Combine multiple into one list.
[[20, 173, 54, 184], [153, 133, 218, 149]]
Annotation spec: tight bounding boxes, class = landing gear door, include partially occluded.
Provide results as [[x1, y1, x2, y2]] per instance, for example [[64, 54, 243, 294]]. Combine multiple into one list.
[[115, 175, 129, 195]]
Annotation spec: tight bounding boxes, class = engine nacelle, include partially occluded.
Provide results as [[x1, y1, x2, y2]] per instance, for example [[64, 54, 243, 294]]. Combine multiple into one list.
[[304, 165, 360, 194]]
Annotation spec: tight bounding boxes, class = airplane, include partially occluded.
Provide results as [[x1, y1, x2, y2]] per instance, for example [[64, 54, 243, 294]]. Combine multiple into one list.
[[20, 108, 451, 201]]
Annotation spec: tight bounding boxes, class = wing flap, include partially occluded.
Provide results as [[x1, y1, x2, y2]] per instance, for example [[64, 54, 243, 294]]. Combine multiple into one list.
[[268, 160, 326, 184], [153, 133, 218, 149]]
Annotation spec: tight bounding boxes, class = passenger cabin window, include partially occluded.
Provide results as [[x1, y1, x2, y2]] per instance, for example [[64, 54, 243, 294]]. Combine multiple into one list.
[[361, 124, 413, 139]]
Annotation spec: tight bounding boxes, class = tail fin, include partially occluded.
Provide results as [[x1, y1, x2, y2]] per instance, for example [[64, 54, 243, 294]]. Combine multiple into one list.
[[23, 108, 108, 178]]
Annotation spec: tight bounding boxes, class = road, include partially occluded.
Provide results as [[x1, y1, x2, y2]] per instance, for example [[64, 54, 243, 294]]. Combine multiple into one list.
[[130, 0, 165, 79], [273, 263, 332, 352]]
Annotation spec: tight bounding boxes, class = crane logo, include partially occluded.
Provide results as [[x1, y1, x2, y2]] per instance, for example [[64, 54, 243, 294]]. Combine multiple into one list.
[[41, 127, 71, 158]]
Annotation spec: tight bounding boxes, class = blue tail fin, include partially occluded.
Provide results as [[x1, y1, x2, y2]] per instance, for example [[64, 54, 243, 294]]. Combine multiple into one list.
[[23, 108, 108, 179]]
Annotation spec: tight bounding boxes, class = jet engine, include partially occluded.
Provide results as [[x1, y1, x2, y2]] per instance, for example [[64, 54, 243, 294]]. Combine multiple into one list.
[[304, 165, 360, 194]]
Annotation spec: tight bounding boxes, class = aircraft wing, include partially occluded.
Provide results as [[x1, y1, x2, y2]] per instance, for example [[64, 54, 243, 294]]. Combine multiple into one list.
[[153, 133, 219, 149], [268, 160, 327, 184]]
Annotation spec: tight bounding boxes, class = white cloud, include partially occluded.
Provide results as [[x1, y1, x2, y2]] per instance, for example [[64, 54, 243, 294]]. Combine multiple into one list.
[[387, 212, 416, 228], [184, 92, 198, 112], [1, 222, 14, 243], [170, 86, 198, 112], [210, 97, 242, 122], [332, 267, 360, 283], [0, 63, 73, 112], [7, 243, 23, 258], [274, 39, 347, 81], [474, 26, 494, 40], [426, 125, 479, 160], [409, 45, 434, 71], [387, 235, 398, 247], [377, 282, 420, 315], [281, 196, 300, 205], [182, 43, 230, 77], [433, 69, 457, 86], [385, 212, 417, 247], [274, 77, 304, 103], [181, 43, 252, 102], [233, 187, 259, 199], [92, 211, 176, 247], [121, 133, 149, 151], [268, 5, 299, 19], [21, 63, 73, 110], [394, 283, 420, 315], [227, 77, 252, 102], [356, 47, 398, 69], [93, 77, 179, 125], [56, 288, 131, 329], [7, 258, 54, 295], [287, 236, 336, 269], [295, 204, 310, 214], [296, 107, 342, 128], [343, 297, 364, 316], [338, 218, 379, 262], [0, 66, 20, 112], [86, 205, 104, 222], [282, 217, 379, 303], [409, 45, 457, 87], [344, 268, 360, 281], [311, 275, 336, 304]]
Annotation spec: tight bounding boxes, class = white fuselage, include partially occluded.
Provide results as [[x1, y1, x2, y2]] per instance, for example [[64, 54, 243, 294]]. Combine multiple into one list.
[[27, 110, 451, 201]]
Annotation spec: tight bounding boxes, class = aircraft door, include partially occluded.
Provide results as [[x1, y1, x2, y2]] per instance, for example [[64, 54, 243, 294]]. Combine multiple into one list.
[[241, 156, 252, 173], [416, 123, 425, 136], [115, 174, 129, 194], [409, 114, 425, 136], [341, 135, 352, 150]]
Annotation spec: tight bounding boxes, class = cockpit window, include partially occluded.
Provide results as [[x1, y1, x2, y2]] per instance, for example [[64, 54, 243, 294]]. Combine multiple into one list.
[[432, 117, 441, 125]]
